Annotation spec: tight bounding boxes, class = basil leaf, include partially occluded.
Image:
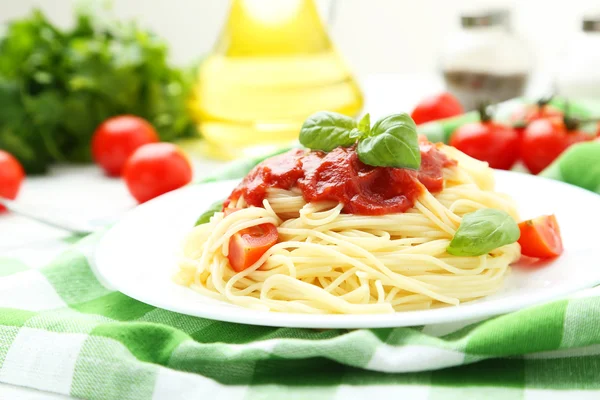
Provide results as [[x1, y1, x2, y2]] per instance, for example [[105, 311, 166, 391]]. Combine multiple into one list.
[[299, 111, 360, 152], [447, 209, 520, 256], [195, 200, 225, 226], [357, 113, 421, 169], [357, 113, 371, 136]]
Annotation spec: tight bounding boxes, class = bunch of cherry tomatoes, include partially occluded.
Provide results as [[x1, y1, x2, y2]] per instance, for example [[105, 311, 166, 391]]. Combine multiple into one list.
[[412, 93, 586, 260], [0, 115, 193, 211], [411, 93, 600, 174]]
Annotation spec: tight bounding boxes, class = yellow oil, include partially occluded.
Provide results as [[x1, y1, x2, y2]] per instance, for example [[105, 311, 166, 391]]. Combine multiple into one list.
[[189, 0, 363, 160]]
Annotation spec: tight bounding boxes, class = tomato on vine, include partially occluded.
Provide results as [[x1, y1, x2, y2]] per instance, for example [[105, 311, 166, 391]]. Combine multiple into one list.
[[450, 105, 520, 170], [510, 97, 563, 138], [521, 116, 593, 174]]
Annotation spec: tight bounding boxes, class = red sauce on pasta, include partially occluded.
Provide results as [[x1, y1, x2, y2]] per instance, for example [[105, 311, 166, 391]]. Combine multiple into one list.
[[225, 140, 456, 216]]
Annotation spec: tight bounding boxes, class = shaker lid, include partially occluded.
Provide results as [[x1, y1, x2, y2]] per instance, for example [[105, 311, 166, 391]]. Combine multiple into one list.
[[461, 9, 510, 28], [582, 14, 600, 32]]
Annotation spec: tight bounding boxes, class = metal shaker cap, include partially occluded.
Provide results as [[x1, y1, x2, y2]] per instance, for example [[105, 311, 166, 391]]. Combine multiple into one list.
[[461, 9, 510, 28], [582, 14, 600, 32]]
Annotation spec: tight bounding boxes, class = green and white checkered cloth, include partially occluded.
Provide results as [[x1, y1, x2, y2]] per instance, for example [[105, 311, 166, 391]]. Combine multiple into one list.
[[1, 99, 600, 399]]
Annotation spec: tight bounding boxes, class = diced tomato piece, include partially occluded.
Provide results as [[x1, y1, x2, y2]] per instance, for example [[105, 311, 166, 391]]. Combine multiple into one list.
[[518, 214, 564, 259], [227, 223, 278, 272]]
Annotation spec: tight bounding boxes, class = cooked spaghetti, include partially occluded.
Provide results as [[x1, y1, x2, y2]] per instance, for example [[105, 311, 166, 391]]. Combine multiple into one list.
[[175, 140, 521, 314]]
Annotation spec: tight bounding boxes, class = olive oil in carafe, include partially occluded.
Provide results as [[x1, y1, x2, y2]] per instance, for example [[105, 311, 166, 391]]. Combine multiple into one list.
[[190, 0, 363, 159]]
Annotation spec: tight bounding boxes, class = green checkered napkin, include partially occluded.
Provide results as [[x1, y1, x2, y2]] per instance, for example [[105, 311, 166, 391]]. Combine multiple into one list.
[[1, 99, 600, 400]]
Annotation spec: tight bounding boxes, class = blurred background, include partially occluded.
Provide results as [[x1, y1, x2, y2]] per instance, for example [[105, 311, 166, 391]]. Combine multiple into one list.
[[2, 0, 600, 161], [1, 0, 598, 76]]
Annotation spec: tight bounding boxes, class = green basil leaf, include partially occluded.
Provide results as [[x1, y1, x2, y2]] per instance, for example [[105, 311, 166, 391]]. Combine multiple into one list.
[[447, 209, 520, 256], [357, 113, 421, 169], [195, 199, 225, 226], [299, 111, 359, 152], [357, 113, 371, 136]]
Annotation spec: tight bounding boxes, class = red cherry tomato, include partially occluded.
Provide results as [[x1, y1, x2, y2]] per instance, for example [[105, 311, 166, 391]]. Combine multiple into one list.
[[411, 92, 464, 125], [518, 215, 563, 259], [92, 115, 159, 177], [510, 103, 562, 137], [228, 223, 278, 272], [450, 121, 520, 170], [0, 150, 25, 212], [521, 118, 592, 174], [123, 143, 192, 203]]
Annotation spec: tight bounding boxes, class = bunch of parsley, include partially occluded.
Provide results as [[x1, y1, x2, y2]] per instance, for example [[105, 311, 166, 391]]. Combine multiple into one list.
[[0, 7, 197, 173]]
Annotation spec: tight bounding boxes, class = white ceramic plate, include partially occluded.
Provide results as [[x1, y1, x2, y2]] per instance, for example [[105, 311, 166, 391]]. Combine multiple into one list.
[[95, 171, 600, 328]]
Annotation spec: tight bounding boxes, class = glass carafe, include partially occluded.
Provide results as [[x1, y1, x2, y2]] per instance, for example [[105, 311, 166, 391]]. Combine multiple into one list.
[[190, 0, 363, 159]]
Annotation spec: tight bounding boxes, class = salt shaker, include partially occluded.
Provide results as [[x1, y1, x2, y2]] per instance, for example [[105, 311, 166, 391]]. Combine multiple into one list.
[[440, 9, 532, 111]]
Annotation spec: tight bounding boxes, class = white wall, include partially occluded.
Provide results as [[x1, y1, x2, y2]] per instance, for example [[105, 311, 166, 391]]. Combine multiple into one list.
[[1, 0, 599, 77]]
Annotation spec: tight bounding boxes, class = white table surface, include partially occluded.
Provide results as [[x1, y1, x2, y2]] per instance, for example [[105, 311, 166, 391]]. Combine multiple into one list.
[[0, 73, 548, 398]]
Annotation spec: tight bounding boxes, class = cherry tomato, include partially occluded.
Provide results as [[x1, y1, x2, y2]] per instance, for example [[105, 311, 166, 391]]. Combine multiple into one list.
[[518, 215, 563, 259], [521, 118, 592, 174], [123, 143, 192, 203], [92, 115, 159, 177], [0, 150, 25, 212], [510, 103, 562, 137], [411, 92, 464, 125], [450, 121, 520, 170], [228, 223, 278, 272]]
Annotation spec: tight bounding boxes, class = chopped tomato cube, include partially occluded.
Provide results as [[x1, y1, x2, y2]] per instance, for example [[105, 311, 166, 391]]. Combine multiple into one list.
[[518, 214, 563, 259], [227, 223, 278, 272]]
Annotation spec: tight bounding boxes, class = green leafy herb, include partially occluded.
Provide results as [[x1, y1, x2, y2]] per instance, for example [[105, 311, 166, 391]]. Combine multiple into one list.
[[357, 113, 421, 169], [357, 113, 371, 136], [447, 209, 520, 257], [299, 111, 422, 169], [0, 6, 197, 173], [195, 200, 225, 226], [299, 111, 360, 152]]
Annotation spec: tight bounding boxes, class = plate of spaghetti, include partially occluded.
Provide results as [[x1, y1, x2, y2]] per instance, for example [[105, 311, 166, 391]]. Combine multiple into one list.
[[96, 111, 600, 328]]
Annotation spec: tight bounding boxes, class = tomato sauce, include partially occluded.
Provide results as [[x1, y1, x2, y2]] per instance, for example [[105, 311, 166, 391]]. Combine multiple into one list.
[[225, 141, 456, 216]]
